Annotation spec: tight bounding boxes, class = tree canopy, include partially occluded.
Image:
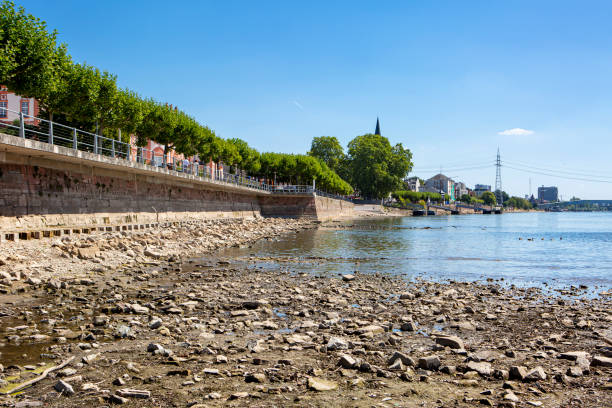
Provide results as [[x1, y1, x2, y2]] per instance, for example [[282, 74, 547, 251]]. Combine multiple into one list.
[[0, 1, 355, 195], [481, 191, 497, 206], [505, 196, 532, 210], [308, 136, 344, 172], [346, 134, 413, 199]]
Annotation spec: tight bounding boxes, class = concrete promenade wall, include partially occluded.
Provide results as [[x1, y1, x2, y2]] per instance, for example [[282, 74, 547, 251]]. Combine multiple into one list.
[[0, 132, 352, 232]]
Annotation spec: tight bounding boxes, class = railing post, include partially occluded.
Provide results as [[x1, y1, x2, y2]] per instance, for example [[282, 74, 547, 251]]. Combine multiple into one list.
[[111, 139, 115, 158], [94, 134, 98, 154], [72, 128, 77, 150], [19, 112, 25, 138], [49, 121, 53, 145]]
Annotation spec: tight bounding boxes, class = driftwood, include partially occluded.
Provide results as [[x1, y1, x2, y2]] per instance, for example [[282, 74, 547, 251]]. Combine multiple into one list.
[[0, 356, 75, 395]]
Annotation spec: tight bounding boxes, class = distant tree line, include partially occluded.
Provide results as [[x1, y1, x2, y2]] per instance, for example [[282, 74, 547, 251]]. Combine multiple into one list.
[[458, 194, 485, 205], [504, 196, 532, 210], [0, 2, 352, 194]]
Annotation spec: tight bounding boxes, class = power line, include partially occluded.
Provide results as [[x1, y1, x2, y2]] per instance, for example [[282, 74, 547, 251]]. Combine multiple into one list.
[[412, 163, 495, 172], [503, 159, 612, 179], [503, 164, 612, 184]]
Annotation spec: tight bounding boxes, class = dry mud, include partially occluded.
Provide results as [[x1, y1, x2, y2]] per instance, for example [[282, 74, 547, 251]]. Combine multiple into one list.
[[0, 218, 609, 407]]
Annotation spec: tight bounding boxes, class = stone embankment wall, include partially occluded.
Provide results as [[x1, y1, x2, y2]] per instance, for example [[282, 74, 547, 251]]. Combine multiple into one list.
[[0, 132, 353, 232], [314, 195, 354, 220]]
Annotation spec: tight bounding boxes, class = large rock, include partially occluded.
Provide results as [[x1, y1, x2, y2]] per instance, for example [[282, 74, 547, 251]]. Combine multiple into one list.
[[387, 351, 415, 367], [418, 355, 441, 371], [400, 321, 417, 331], [523, 366, 546, 382], [559, 351, 589, 361], [466, 361, 492, 376], [435, 335, 465, 350], [307, 377, 338, 391], [77, 246, 99, 259], [54, 380, 74, 395], [338, 354, 358, 369], [509, 366, 528, 381], [326, 336, 349, 351], [591, 355, 612, 367]]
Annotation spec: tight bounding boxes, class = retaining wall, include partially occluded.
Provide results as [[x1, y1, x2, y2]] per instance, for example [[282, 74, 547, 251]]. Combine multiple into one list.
[[0, 132, 353, 233]]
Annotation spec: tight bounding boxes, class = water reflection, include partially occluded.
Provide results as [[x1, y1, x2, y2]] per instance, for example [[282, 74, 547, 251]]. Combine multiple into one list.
[[223, 213, 612, 293]]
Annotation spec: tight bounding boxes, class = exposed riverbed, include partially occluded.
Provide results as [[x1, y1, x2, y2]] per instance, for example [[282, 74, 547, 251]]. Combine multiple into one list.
[[0, 214, 609, 407]]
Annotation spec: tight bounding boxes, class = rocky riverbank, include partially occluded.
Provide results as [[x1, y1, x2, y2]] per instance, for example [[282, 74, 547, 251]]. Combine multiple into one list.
[[0, 219, 610, 407]]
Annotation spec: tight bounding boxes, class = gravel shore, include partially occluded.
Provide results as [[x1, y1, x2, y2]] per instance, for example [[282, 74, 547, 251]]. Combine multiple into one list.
[[0, 218, 610, 407]]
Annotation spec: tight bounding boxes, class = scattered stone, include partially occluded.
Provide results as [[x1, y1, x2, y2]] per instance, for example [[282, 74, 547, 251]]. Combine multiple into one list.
[[149, 318, 163, 329], [338, 354, 358, 369], [245, 373, 266, 383], [435, 335, 464, 350], [524, 366, 546, 382], [326, 336, 349, 351], [307, 377, 338, 391], [466, 361, 492, 377], [418, 355, 441, 371], [54, 380, 74, 395], [116, 389, 151, 399], [509, 366, 528, 381], [591, 355, 612, 367]]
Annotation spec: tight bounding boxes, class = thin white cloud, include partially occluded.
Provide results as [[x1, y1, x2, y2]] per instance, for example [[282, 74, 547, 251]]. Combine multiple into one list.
[[498, 128, 534, 136], [292, 100, 304, 111]]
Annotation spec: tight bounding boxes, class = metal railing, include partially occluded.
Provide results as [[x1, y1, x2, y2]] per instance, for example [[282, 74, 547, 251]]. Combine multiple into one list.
[[0, 108, 353, 200]]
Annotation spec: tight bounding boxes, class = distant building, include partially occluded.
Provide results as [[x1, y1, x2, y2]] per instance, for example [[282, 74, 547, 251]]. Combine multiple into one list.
[[454, 182, 468, 199], [474, 184, 492, 197], [538, 186, 558, 203], [0, 85, 39, 124], [374, 117, 381, 136], [425, 174, 455, 201], [405, 176, 421, 192]]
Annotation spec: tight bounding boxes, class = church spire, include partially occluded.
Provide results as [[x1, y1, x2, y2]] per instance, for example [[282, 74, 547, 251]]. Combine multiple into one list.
[[374, 117, 381, 136]]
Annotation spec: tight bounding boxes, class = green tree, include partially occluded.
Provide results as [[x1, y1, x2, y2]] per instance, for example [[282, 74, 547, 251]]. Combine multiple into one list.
[[62, 63, 100, 124], [114, 89, 145, 142], [308, 136, 344, 172], [346, 134, 413, 199], [228, 138, 261, 174], [481, 191, 497, 206], [459, 194, 472, 203], [505, 196, 532, 210], [94, 70, 118, 137], [0, 2, 58, 99]]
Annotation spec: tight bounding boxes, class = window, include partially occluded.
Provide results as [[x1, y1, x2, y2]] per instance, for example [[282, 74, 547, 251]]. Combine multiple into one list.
[[0, 94, 6, 100], [0, 101, 7, 118], [21, 100, 29, 115]]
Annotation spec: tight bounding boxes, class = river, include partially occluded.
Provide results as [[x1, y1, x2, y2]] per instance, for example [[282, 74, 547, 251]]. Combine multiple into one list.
[[222, 212, 612, 296]]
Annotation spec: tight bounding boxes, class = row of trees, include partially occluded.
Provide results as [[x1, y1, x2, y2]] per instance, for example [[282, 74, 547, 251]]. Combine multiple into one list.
[[0, 2, 352, 194], [308, 135, 413, 199], [392, 190, 443, 205]]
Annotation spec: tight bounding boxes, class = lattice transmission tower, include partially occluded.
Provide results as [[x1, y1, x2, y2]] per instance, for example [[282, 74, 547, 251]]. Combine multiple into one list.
[[495, 148, 503, 205]]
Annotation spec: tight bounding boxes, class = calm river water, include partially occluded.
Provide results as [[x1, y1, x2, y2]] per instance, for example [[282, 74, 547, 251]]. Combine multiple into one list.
[[223, 212, 612, 295]]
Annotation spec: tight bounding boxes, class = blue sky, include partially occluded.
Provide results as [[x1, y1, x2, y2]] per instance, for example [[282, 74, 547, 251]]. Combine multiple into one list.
[[17, 0, 612, 198]]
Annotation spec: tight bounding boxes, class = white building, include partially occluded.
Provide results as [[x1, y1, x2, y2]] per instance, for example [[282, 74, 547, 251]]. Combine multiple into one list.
[[405, 176, 421, 192]]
